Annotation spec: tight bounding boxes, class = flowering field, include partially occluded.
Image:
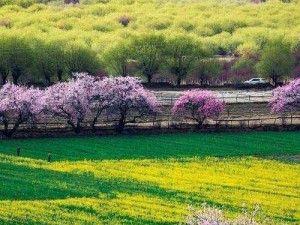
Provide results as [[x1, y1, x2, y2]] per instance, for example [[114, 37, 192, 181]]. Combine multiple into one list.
[[0, 131, 299, 224]]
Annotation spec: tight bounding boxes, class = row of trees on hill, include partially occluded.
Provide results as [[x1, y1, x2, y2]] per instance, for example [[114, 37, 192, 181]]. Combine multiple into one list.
[[0, 34, 299, 86], [1, 0, 299, 64], [0, 75, 159, 136], [0, 37, 100, 85], [0, 74, 299, 137], [106, 36, 298, 86], [1, 0, 299, 7]]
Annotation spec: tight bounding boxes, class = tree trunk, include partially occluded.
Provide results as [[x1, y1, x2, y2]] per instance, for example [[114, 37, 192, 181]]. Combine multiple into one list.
[[196, 119, 204, 129], [147, 74, 152, 84], [12, 75, 18, 85], [273, 76, 278, 87], [92, 117, 98, 132], [116, 114, 126, 134], [91, 109, 104, 132], [0, 68, 9, 85], [200, 77, 204, 86], [57, 69, 63, 82], [176, 77, 181, 86], [12, 68, 21, 85], [271, 70, 278, 87], [3, 120, 11, 137], [45, 74, 51, 85], [121, 64, 128, 77], [1, 75, 7, 85], [75, 120, 81, 134], [3, 119, 22, 137], [67, 120, 81, 134]]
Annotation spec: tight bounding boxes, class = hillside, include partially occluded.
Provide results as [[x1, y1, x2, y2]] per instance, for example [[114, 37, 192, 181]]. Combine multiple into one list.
[[0, 0, 299, 55], [0, 132, 299, 224]]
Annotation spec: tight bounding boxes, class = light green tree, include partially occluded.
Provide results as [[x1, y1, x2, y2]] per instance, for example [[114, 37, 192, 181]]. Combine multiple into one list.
[[166, 36, 207, 86], [102, 42, 132, 77], [48, 41, 66, 82], [65, 43, 101, 77], [0, 36, 33, 85], [131, 34, 166, 83], [0, 39, 10, 84], [256, 39, 295, 86], [195, 59, 222, 86], [33, 40, 57, 85]]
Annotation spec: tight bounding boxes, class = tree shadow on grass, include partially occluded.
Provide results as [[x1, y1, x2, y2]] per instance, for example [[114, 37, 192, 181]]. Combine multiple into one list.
[[0, 163, 103, 201], [0, 214, 177, 225], [0, 163, 193, 224], [0, 162, 200, 202], [0, 163, 272, 211], [0, 163, 297, 224], [0, 162, 237, 210]]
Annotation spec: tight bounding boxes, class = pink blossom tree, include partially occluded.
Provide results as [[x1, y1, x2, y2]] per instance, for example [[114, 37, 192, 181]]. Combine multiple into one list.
[[269, 78, 300, 113], [0, 84, 42, 137], [90, 78, 115, 131], [104, 77, 159, 133], [41, 73, 95, 134], [186, 203, 261, 225], [172, 90, 224, 128]]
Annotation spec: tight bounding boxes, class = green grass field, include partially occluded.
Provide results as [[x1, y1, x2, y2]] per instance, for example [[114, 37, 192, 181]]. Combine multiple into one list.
[[0, 131, 299, 224]]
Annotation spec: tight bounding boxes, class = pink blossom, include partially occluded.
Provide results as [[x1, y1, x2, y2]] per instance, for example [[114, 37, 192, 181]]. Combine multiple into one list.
[[101, 77, 159, 133], [0, 83, 42, 137], [186, 204, 261, 225], [269, 78, 300, 113], [90, 77, 116, 131], [39, 74, 159, 133], [172, 90, 224, 128], [40, 73, 95, 133]]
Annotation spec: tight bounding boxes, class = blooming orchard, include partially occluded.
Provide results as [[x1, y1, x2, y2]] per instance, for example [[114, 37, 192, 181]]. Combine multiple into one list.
[[0, 84, 42, 136], [172, 90, 224, 128], [269, 78, 300, 113], [3, 74, 299, 137], [0, 74, 160, 136]]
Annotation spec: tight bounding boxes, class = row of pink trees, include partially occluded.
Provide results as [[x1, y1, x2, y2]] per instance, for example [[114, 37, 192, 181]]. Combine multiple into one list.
[[1, 75, 298, 137], [40, 74, 160, 134], [175, 78, 300, 128], [0, 74, 161, 136]]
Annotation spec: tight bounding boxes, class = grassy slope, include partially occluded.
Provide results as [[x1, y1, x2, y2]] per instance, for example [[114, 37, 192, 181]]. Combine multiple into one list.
[[0, 131, 299, 161], [0, 131, 299, 224], [1, 1, 300, 54]]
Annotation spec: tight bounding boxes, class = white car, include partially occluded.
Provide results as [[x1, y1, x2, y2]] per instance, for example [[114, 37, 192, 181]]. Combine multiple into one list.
[[244, 78, 266, 84]]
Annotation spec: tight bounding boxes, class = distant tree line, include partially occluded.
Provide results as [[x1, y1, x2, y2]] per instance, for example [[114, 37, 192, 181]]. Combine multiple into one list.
[[1, 0, 299, 8], [0, 34, 299, 86], [0, 36, 101, 85]]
